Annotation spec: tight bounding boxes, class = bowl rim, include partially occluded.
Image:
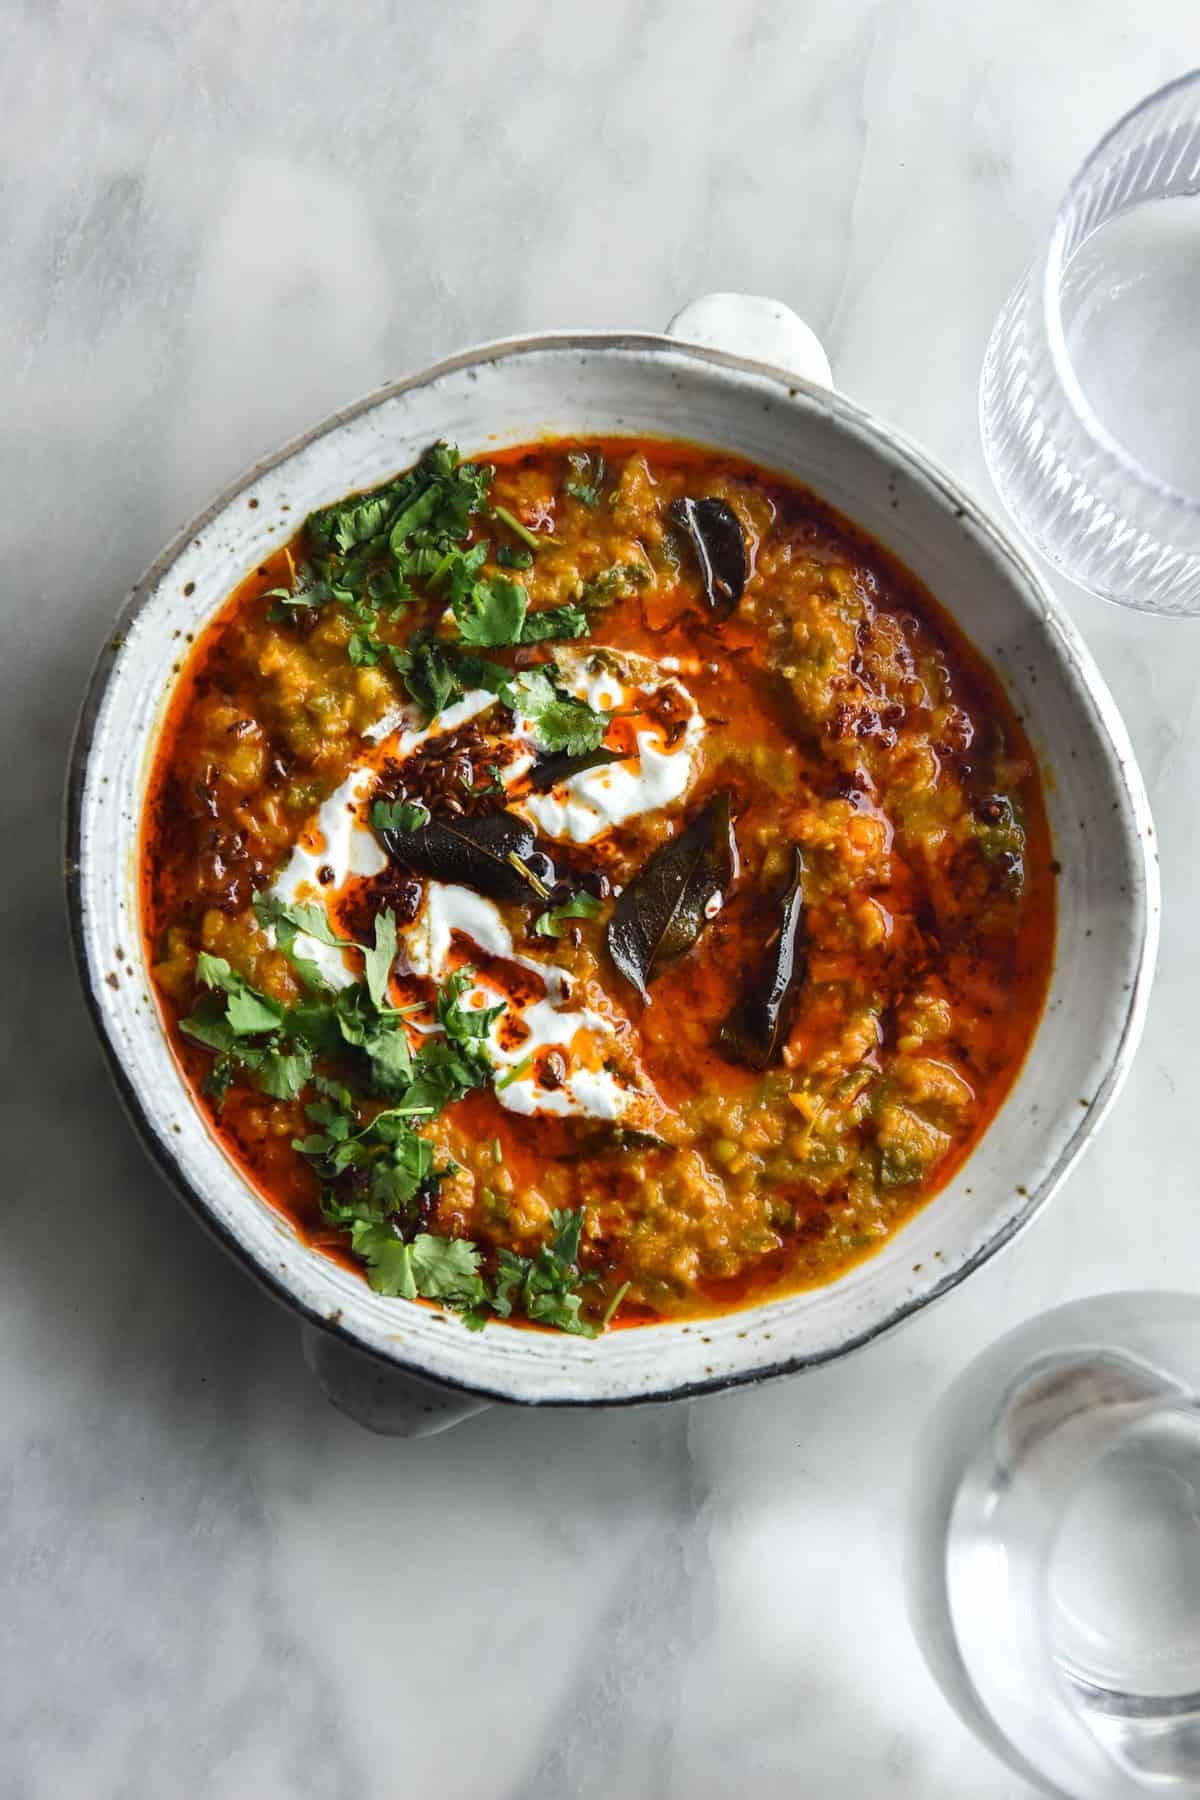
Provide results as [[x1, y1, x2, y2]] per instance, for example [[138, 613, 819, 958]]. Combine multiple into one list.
[[64, 328, 1160, 1406]]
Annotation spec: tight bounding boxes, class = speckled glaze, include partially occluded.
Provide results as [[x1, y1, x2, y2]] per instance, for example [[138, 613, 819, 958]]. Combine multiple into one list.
[[66, 304, 1158, 1427]]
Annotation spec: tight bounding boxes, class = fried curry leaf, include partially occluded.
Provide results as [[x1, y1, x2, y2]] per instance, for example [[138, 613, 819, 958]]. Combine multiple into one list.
[[719, 847, 807, 1069], [607, 793, 737, 1001], [381, 808, 555, 902], [668, 496, 748, 617], [527, 745, 625, 792]]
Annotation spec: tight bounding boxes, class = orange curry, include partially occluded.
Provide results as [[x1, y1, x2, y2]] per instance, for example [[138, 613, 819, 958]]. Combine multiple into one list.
[[143, 438, 1055, 1335]]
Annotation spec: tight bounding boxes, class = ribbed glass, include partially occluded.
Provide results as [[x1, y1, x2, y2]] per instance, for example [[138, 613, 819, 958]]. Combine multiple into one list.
[[982, 70, 1200, 614]]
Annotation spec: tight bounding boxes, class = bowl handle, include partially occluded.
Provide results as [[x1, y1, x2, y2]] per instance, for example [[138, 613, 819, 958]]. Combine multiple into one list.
[[301, 1325, 490, 1437], [665, 292, 833, 389]]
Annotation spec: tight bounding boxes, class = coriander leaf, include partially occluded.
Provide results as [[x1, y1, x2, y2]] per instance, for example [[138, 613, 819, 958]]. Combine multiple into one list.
[[504, 668, 609, 757], [363, 909, 398, 1011], [179, 994, 239, 1054], [527, 1288, 590, 1333], [195, 953, 285, 1036], [348, 629, 383, 666], [362, 1015, 414, 1093], [352, 1224, 418, 1298], [386, 483, 443, 556], [395, 639, 462, 719], [518, 603, 589, 645], [410, 1233, 485, 1301], [255, 891, 356, 953], [534, 890, 603, 937], [286, 994, 345, 1055], [371, 798, 430, 834], [453, 575, 528, 647], [550, 1205, 585, 1268], [496, 544, 533, 570], [257, 1046, 313, 1100]]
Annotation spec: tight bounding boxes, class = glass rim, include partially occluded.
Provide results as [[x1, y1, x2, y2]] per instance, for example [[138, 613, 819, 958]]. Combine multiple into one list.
[[1041, 65, 1200, 520]]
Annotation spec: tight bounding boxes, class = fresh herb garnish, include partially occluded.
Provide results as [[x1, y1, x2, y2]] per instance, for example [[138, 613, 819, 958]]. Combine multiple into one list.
[[563, 449, 606, 508], [535, 891, 603, 937], [505, 666, 609, 756], [452, 574, 529, 647], [495, 543, 533, 570], [517, 603, 588, 645], [185, 883, 610, 1332], [490, 504, 542, 552], [492, 1208, 597, 1336], [371, 798, 430, 834]]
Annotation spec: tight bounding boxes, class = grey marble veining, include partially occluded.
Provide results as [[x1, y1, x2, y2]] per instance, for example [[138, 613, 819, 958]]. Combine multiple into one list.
[[4, 2, 1200, 1794]]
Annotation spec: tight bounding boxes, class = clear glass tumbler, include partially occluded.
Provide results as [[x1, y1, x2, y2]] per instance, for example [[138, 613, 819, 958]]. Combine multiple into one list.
[[906, 1294, 1200, 1798], [981, 71, 1200, 613]]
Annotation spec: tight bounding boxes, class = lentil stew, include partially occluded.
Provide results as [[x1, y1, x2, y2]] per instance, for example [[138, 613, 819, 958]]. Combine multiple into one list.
[[143, 438, 1055, 1335]]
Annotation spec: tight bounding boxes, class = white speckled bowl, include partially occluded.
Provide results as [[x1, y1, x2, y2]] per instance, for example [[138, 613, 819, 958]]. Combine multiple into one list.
[[66, 299, 1158, 1434]]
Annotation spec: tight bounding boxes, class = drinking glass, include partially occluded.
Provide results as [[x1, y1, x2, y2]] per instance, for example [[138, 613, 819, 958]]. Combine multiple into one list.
[[981, 71, 1200, 613], [906, 1294, 1200, 1797]]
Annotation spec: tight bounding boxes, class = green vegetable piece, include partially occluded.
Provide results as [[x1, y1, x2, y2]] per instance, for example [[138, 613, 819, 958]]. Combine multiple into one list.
[[535, 891, 603, 938], [490, 504, 542, 552]]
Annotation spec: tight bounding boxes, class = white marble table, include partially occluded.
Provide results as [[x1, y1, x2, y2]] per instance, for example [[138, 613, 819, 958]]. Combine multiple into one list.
[[4, 3, 1199, 1794]]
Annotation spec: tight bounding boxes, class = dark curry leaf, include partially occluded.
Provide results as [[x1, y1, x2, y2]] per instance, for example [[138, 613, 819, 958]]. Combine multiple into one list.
[[381, 809, 556, 902], [719, 847, 807, 1069], [528, 745, 625, 792], [607, 793, 737, 1001], [668, 496, 748, 617]]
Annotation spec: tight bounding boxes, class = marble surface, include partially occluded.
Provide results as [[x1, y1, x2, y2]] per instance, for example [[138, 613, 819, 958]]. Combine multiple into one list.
[[4, 3, 1199, 1794]]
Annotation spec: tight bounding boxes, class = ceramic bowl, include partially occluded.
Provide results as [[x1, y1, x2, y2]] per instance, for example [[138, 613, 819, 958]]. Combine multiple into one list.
[[66, 297, 1158, 1434]]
